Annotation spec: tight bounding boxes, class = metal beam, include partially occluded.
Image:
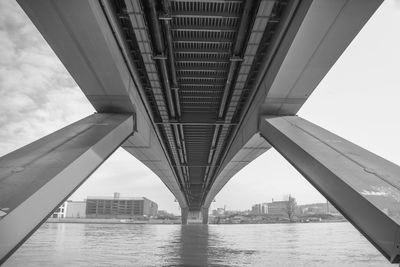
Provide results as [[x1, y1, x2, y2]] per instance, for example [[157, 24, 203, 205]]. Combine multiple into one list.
[[173, 40, 232, 44], [179, 83, 225, 88], [179, 78, 226, 84], [175, 57, 231, 63], [171, 26, 236, 32], [148, 0, 176, 119], [155, 122, 237, 126], [174, 48, 231, 53], [173, 37, 234, 43], [0, 114, 134, 264], [204, 0, 259, 195], [171, 12, 241, 19], [217, 0, 254, 119], [176, 66, 228, 71], [178, 74, 227, 79], [259, 116, 400, 263], [147, 0, 190, 199], [162, 0, 181, 118], [171, 0, 242, 3]]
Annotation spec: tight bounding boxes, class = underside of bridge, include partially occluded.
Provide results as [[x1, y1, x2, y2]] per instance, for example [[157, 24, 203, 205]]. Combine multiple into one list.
[[109, 0, 289, 210], [3, 0, 400, 265]]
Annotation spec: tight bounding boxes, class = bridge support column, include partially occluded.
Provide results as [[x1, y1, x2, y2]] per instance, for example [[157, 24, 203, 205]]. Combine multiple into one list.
[[0, 113, 134, 264], [201, 207, 209, 224], [181, 208, 188, 225], [259, 116, 400, 263], [182, 209, 206, 224]]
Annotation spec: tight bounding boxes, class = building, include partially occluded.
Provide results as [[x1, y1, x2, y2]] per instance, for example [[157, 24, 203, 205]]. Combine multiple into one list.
[[212, 208, 225, 217], [51, 202, 66, 219], [65, 201, 86, 218], [299, 202, 339, 215], [251, 204, 261, 215], [250, 197, 296, 218], [251, 203, 269, 215], [157, 210, 175, 219], [85, 193, 158, 219], [224, 210, 241, 216], [267, 201, 288, 217]]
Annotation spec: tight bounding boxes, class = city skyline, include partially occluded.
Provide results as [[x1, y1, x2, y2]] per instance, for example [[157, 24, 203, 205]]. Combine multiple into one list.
[[62, 191, 324, 215], [60, 193, 335, 216], [1, 0, 400, 215]]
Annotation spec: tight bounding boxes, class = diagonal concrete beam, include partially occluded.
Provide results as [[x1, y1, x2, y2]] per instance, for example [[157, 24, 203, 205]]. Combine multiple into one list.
[[0, 113, 134, 264], [260, 116, 400, 263]]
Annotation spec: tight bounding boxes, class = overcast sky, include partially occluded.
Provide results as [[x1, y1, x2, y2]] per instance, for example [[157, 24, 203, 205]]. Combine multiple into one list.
[[1, 0, 400, 215]]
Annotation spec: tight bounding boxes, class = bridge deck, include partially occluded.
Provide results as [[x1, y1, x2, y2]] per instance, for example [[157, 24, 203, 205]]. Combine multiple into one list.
[[111, 0, 288, 209]]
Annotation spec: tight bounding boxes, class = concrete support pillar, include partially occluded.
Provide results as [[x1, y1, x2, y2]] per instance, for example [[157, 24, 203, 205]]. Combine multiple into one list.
[[181, 208, 188, 225], [201, 207, 209, 224], [259, 116, 400, 263], [0, 113, 134, 264]]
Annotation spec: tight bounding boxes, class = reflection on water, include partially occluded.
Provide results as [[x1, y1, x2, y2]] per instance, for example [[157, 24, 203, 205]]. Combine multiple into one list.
[[5, 222, 391, 267], [176, 225, 210, 266]]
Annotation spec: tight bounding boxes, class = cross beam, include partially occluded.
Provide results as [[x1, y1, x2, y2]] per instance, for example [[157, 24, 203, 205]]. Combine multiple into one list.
[[0, 113, 134, 264], [260, 116, 400, 263]]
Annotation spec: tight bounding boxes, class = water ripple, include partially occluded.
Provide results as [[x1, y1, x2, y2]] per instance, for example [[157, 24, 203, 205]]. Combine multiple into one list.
[[4, 222, 392, 267]]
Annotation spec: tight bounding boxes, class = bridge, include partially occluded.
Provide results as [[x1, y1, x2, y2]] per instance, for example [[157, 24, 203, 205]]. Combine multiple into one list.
[[1, 0, 400, 264]]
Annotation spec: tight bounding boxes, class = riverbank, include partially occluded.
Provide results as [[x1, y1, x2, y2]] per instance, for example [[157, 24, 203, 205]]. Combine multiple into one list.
[[211, 218, 347, 225], [47, 218, 181, 224], [46, 217, 346, 225]]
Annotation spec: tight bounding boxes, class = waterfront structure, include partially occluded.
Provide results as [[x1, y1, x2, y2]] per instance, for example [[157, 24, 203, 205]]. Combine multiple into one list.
[[65, 201, 87, 218], [157, 210, 176, 219], [251, 203, 268, 215], [85, 194, 158, 219], [251, 199, 291, 217], [50, 202, 67, 219], [212, 208, 226, 217], [299, 202, 339, 216], [1, 0, 400, 264], [251, 204, 259, 215], [267, 200, 290, 217]]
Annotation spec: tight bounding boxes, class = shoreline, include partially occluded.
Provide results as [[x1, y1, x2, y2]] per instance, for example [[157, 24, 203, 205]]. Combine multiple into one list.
[[46, 218, 346, 225], [46, 218, 181, 224]]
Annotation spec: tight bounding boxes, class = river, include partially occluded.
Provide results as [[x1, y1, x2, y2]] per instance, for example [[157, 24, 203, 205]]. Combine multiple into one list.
[[4, 222, 392, 266]]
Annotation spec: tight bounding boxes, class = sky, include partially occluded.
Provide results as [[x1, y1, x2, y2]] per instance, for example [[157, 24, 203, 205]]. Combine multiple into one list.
[[1, 0, 400, 215]]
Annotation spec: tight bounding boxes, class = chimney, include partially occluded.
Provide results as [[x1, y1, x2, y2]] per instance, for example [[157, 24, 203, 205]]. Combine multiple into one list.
[[114, 192, 120, 199]]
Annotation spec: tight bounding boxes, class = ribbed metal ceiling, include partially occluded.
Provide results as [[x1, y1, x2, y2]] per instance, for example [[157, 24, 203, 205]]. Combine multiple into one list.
[[112, 0, 288, 210]]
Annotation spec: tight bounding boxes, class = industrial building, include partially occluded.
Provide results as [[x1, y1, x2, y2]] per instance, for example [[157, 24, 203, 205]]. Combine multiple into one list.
[[266, 200, 290, 217], [251, 203, 268, 215], [65, 201, 87, 218], [299, 202, 339, 216], [250, 197, 296, 217], [85, 193, 158, 219], [212, 208, 226, 217]]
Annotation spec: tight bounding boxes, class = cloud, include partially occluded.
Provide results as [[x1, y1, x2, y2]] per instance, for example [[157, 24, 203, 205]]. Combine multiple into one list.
[[0, 0, 94, 155]]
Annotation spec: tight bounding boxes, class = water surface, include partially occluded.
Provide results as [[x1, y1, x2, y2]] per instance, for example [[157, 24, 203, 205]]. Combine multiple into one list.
[[5, 222, 391, 266]]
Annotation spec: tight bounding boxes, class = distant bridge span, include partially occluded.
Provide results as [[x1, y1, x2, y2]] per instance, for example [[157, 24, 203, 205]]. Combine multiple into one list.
[[2, 0, 400, 264]]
